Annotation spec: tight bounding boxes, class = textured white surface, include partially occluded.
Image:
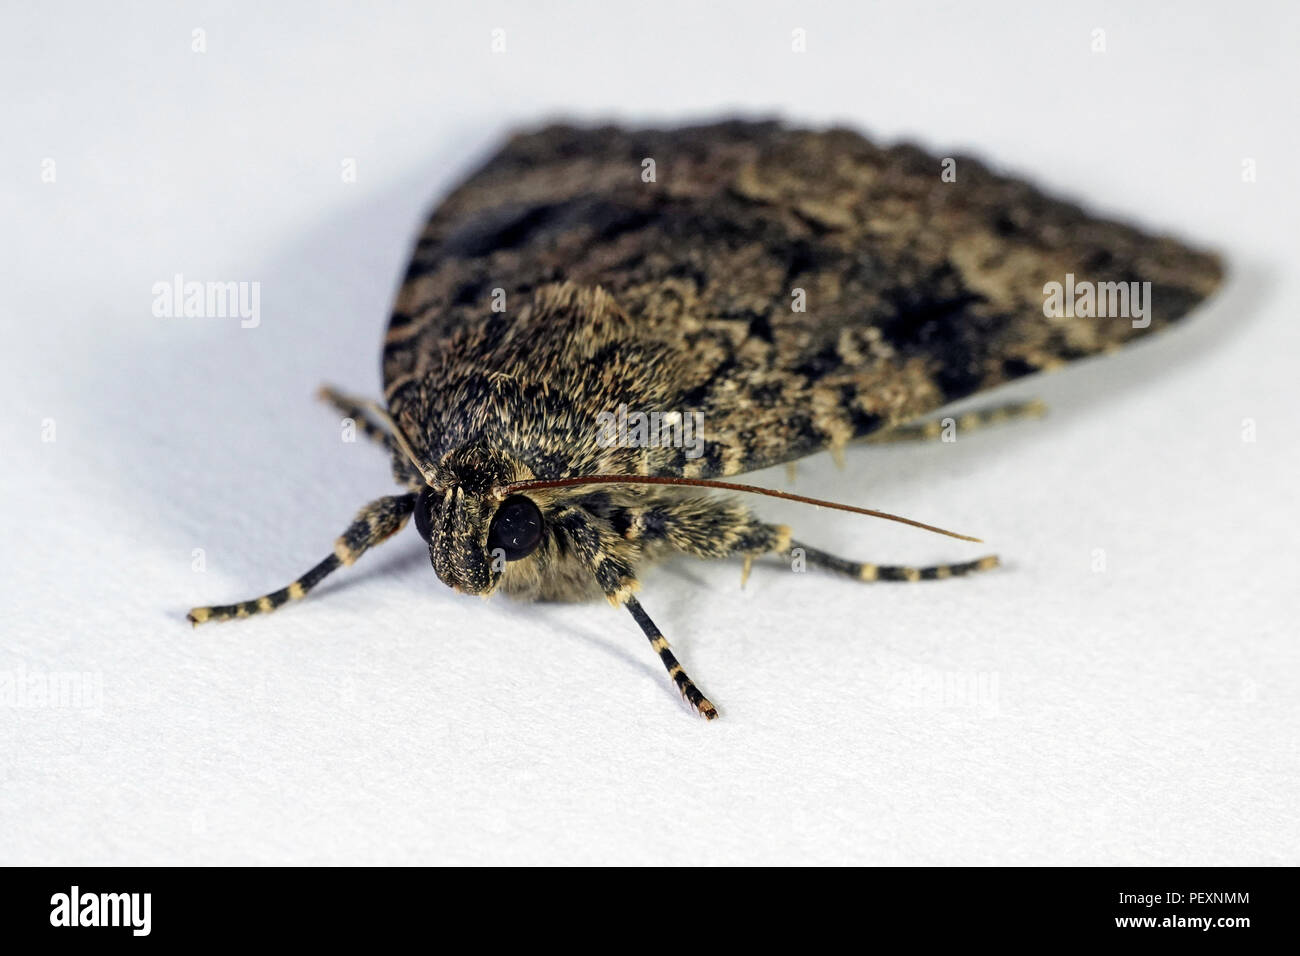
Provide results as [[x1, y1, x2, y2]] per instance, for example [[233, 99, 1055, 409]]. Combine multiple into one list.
[[1, 1, 1296, 865]]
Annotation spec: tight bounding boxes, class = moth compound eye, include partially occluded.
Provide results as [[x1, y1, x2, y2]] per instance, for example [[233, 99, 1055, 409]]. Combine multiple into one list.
[[413, 486, 436, 544], [487, 495, 543, 561]]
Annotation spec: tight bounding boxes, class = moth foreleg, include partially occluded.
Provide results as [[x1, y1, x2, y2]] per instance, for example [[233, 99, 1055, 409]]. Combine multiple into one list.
[[788, 541, 1000, 583], [552, 506, 718, 719], [318, 384, 424, 486], [551, 506, 640, 601], [625, 596, 718, 720], [187, 492, 416, 625], [865, 399, 1046, 444], [318, 385, 399, 452]]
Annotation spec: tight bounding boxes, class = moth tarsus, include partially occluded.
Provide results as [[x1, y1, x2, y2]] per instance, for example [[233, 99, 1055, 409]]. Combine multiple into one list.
[[190, 120, 1222, 720]]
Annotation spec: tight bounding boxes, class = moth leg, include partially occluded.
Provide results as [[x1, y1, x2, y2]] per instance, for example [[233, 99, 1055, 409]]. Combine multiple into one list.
[[788, 540, 1000, 583], [626, 596, 718, 720], [630, 498, 789, 561], [626, 497, 997, 586], [318, 385, 402, 455], [865, 399, 1046, 444], [318, 384, 424, 486], [622, 498, 790, 588], [187, 493, 416, 625], [552, 506, 718, 719]]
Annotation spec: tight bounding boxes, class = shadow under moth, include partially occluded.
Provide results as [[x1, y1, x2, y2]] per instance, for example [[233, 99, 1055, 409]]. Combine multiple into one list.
[[189, 120, 1222, 719]]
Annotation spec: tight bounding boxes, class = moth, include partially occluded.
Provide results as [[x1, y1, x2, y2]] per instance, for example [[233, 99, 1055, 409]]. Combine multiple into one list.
[[189, 121, 1222, 719]]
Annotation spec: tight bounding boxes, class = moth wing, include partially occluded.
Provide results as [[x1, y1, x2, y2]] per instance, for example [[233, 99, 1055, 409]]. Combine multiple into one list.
[[383, 121, 1222, 478]]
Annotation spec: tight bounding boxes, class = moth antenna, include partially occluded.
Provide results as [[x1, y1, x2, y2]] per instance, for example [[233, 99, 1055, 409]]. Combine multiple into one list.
[[361, 399, 438, 485], [503, 474, 983, 543]]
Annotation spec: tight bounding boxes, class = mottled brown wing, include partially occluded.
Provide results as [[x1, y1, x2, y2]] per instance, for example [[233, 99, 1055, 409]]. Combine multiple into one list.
[[383, 120, 1222, 479]]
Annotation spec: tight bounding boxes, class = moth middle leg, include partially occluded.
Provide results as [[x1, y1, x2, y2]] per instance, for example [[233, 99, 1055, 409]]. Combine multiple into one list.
[[632, 495, 999, 586], [187, 492, 416, 625]]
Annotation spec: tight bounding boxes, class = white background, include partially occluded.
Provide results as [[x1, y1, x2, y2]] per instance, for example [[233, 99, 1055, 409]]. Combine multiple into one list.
[[2, 1, 1296, 865]]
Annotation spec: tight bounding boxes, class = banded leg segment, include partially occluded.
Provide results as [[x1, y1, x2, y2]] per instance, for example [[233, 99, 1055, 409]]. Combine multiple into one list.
[[318, 385, 400, 454], [625, 596, 718, 720], [551, 506, 640, 602], [318, 384, 424, 486], [790, 540, 1000, 582], [552, 505, 718, 719], [865, 399, 1045, 444], [593, 493, 997, 588], [187, 493, 416, 625]]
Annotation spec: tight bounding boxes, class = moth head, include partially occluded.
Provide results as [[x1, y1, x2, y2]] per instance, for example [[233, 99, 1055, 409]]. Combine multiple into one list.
[[411, 443, 545, 595]]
